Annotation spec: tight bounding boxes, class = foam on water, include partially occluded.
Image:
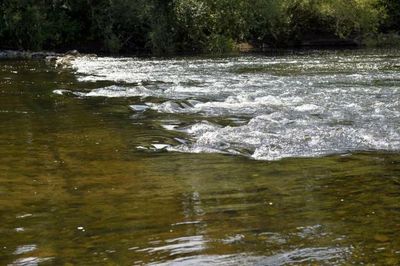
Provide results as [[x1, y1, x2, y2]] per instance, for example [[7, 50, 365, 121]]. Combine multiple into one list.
[[66, 51, 400, 160]]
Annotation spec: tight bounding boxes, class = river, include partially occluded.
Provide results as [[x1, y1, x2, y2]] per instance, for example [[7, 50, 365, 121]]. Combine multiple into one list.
[[0, 49, 399, 265]]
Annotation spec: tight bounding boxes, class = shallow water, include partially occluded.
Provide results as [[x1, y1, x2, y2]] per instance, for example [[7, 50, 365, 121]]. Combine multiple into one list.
[[63, 50, 400, 160], [0, 50, 400, 265]]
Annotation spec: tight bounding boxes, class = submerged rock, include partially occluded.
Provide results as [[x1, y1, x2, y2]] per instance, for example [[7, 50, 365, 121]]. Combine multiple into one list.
[[55, 54, 77, 68], [374, 234, 390, 243], [152, 144, 170, 150], [130, 105, 150, 112], [55, 50, 97, 68], [65, 49, 80, 56]]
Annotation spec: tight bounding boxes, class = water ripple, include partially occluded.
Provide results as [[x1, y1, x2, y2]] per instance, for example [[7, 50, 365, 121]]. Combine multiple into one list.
[[150, 246, 348, 265]]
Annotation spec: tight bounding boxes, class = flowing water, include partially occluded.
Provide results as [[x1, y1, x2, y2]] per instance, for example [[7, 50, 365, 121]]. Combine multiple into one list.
[[0, 49, 400, 265]]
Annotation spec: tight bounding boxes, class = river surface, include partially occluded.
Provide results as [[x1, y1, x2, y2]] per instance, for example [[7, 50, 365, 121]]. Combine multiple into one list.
[[0, 49, 399, 265]]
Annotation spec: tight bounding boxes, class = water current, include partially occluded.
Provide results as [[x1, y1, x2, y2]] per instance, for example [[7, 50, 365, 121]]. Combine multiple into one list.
[[0, 49, 399, 265], [59, 50, 400, 160]]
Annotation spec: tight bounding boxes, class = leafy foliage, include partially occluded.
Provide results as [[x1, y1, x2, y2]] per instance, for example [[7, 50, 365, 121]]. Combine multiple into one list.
[[0, 0, 396, 53]]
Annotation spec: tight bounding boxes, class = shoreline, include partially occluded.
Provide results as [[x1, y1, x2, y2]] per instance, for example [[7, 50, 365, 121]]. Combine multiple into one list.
[[1, 41, 400, 60], [0, 50, 61, 60]]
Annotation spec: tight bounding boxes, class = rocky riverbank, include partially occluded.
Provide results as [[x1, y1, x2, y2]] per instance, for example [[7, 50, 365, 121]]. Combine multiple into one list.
[[0, 50, 60, 59], [0, 50, 97, 69]]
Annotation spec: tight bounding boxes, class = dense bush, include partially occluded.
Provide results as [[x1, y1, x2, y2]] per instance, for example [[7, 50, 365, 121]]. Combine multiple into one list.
[[380, 0, 400, 33], [0, 0, 397, 53]]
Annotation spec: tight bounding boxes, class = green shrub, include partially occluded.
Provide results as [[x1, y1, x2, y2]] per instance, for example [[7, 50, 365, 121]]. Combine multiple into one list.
[[206, 34, 237, 53], [0, 0, 396, 53]]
